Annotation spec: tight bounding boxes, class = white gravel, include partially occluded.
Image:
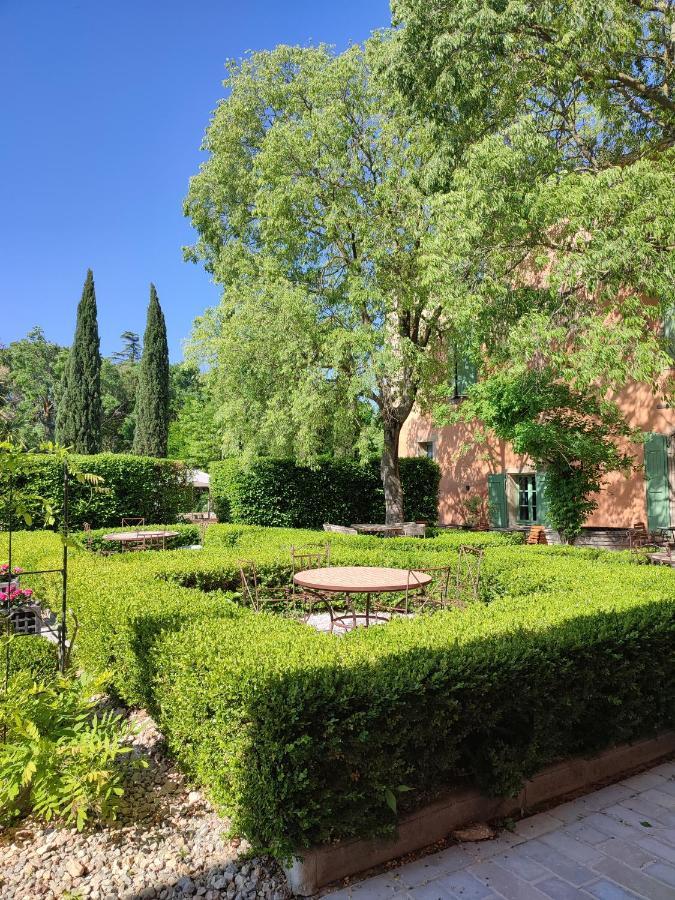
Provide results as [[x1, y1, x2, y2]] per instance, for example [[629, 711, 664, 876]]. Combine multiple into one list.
[[0, 710, 292, 900]]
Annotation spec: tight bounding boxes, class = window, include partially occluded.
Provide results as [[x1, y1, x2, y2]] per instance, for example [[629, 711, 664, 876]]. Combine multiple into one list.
[[418, 441, 434, 460], [663, 307, 675, 361], [516, 474, 537, 523], [451, 348, 478, 399]]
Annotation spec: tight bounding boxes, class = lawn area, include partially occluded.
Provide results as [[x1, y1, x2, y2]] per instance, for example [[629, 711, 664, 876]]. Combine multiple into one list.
[[6, 525, 674, 859]]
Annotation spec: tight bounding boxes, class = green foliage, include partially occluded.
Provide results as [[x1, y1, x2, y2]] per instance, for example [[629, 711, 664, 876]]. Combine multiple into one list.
[[100, 356, 138, 453], [391, 0, 674, 157], [153, 561, 674, 857], [133, 285, 170, 458], [2, 453, 192, 530], [0, 327, 69, 444], [0, 672, 140, 829], [210, 457, 440, 527], [55, 270, 103, 454], [7, 636, 59, 683], [167, 364, 222, 468], [185, 39, 452, 522], [12, 525, 673, 858], [465, 369, 635, 541], [2, 526, 518, 705]]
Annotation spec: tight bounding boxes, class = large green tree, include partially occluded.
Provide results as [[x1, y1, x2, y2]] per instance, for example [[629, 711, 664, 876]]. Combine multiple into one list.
[[55, 270, 103, 453], [133, 284, 170, 457], [387, 0, 675, 537], [186, 40, 452, 522]]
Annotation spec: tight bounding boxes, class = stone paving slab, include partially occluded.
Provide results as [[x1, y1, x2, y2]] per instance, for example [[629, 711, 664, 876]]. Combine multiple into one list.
[[326, 760, 675, 899]]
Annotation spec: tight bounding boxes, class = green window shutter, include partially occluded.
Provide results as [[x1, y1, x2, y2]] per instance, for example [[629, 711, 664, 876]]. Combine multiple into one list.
[[487, 473, 508, 528], [455, 355, 477, 398], [535, 471, 549, 526], [644, 433, 671, 532], [663, 307, 675, 360]]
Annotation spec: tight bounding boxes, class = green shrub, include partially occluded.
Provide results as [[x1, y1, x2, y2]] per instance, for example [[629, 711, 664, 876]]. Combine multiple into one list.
[[6, 635, 59, 682], [153, 578, 675, 857], [3, 453, 193, 529], [210, 456, 440, 527], [7, 525, 674, 859], [0, 672, 141, 829]]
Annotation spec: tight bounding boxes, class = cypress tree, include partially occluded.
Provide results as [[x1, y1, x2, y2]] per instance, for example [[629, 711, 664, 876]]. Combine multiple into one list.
[[55, 269, 102, 453], [133, 284, 170, 457]]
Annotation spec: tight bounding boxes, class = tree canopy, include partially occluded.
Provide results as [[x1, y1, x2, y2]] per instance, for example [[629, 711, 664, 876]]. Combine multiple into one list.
[[185, 40, 454, 521], [386, 1, 675, 536]]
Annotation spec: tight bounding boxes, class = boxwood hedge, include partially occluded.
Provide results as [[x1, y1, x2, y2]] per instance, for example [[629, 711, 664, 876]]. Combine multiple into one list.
[[209, 456, 441, 527], [3, 453, 193, 529], [5, 525, 674, 859], [7, 635, 59, 682]]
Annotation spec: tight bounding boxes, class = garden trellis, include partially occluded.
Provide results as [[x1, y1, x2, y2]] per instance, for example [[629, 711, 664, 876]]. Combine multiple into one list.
[[2, 462, 70, 691]]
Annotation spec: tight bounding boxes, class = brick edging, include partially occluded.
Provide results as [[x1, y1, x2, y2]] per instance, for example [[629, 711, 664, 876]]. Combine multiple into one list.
[[284, 732, 675, 896]]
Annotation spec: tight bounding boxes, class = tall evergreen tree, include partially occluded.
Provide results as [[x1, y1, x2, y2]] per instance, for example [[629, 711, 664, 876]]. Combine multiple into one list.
[[55, 269, 103, 453], [133, 284, 170, 457]]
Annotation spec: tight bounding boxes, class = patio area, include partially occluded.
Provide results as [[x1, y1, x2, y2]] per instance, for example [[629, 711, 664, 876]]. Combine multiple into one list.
[[325, 760, 675, 899]]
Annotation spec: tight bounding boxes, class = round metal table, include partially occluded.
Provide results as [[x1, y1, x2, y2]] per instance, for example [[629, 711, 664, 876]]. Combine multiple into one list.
[[101, 530, 179, 551], [293, 566, 432, 629]]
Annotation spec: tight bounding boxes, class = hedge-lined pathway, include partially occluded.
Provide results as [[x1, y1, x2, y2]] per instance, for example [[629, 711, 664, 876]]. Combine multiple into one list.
[[326, 760, 675, 899], [0, 710, 291, 900]]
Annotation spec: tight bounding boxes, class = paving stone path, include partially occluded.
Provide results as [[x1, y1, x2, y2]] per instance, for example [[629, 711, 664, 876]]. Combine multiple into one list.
[[326, 760, 675, 900]]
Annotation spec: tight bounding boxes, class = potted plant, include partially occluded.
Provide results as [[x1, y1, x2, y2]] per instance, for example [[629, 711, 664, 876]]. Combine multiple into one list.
[[459, 490, 490, 530], [0, 564, 23, 594]]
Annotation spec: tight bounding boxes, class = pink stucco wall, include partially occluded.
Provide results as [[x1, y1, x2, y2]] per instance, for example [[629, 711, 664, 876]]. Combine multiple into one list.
[[400, 380, 675, 528]]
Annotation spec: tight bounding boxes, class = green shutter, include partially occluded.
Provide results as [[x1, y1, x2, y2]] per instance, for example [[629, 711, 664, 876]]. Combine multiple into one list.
[[488, 473, 508, 528], [456, 355, 477, 397], [663, 307, 675, 360], [535, 472, 549, 525], [645, 433, 671, 532]]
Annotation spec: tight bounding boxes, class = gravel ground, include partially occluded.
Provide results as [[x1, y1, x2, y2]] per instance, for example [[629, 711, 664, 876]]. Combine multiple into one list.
[[0, 711, 292, 900]]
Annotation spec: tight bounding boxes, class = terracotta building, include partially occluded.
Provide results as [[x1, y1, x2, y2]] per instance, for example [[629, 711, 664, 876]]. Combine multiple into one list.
[[400, 370, 674, 545]]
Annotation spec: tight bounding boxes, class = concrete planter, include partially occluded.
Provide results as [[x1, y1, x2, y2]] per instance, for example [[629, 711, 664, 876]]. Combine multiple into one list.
[[285, 731, 675, 896]]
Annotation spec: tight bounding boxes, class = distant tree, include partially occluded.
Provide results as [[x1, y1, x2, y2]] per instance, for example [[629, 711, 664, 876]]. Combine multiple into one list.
[[113, 331, 142, 364], [0, 327, 69, 443], [55, 270, 103, 453], [100, 358, 138, 452], [133, 284, 170, 457], [167, 363, 222, 468]]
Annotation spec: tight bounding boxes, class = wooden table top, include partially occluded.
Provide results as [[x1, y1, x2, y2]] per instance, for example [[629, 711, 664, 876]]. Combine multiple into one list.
[[293, 566, 432, 593], [101, 530, 179, 542]]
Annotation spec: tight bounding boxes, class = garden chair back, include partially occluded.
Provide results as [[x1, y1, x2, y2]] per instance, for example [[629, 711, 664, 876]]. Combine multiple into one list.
[[454, 545, 484, 604], [290, 543, 331, 573], [629, 521, 649, 551], [404, 566, 452, 613], [238, 560, 288, 613]]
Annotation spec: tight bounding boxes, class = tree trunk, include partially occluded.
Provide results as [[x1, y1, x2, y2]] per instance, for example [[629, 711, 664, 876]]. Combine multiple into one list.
[[382, 421, 405, 524]]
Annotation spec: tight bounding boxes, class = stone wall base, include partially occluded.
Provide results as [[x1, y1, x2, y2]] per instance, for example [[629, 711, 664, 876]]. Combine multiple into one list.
[[285, 731, 675, 896]]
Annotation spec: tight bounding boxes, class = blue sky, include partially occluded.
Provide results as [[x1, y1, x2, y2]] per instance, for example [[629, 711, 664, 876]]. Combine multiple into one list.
[[1, 0, 390, 360]]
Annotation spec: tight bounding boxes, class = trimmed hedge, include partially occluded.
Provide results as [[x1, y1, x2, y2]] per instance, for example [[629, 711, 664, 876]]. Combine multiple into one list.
[[7, 635, 59, 682], [6, 525, 674, 860], [210, 456, 441, 527], [153, 575, 675, 857], [4, 453, 193, 529]]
